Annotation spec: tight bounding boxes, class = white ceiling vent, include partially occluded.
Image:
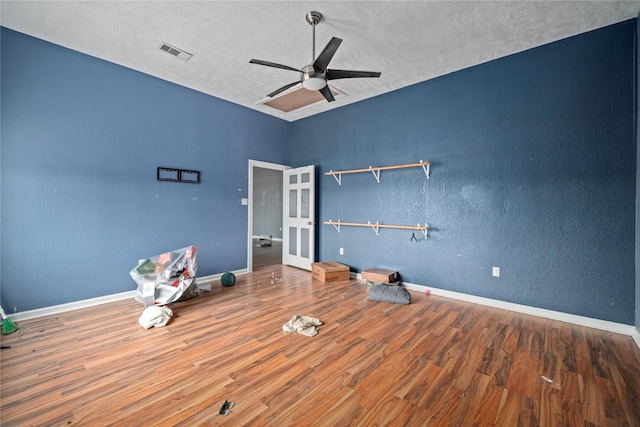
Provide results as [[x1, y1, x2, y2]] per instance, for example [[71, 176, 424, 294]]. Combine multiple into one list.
[[159, 42, 192, 61]]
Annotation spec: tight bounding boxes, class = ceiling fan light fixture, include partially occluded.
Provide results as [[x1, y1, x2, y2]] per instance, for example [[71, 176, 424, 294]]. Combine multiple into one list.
[[302, 76, 327, 90], [301, 65, 326, 90]]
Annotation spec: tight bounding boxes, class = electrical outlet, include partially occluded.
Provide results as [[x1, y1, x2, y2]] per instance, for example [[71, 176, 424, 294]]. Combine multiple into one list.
[[339, 248, 344, 255], [492, 267, 500, 277]]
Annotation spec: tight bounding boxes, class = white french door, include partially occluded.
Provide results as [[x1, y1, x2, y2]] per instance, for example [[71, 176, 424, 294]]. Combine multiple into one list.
[[282, 165, 315, 270]]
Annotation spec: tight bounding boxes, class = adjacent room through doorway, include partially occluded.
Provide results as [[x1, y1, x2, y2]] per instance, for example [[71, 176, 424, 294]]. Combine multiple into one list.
[[247, 160, 289, 272]]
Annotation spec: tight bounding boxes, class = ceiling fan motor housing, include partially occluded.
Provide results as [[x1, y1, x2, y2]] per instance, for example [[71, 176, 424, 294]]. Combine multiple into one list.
[[301, 65, 327, 90]]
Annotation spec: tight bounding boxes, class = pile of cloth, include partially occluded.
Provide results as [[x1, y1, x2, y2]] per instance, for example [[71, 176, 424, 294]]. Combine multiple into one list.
[[138, 305, 173, 329], [283, 315, 322, 337]]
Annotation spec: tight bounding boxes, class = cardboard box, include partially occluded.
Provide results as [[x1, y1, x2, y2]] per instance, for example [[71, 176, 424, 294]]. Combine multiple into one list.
[[361, 268, 398, 283], [311, 262, 350, 283]]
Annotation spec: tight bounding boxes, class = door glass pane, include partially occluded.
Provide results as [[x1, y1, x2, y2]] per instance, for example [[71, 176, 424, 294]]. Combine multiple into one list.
[[301, 172, 310, 183], [301, 189, 309, 219], [289, 174, 297, 184], [289, 190, 297, 218], [289, 227, 297, 256], [300, 228, 309, 259]]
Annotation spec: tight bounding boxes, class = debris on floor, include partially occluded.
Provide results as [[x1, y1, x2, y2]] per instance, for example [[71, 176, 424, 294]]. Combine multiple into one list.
[[138, 305, 173, 329], [255, 235, 272, 247], [218, 399, 235, 416], [270, 272, 282, 284], [283, 315, 322, 337]]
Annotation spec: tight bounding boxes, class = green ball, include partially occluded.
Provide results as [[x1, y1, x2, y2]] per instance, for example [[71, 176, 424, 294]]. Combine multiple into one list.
[[221, 272, 236, 287]]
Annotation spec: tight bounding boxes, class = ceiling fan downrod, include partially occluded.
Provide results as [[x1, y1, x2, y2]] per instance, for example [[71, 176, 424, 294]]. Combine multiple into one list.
[[306, 11, 322, 63]]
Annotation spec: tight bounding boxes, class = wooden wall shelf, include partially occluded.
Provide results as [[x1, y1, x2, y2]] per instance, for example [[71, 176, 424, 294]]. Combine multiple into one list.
[[325, 160, 429, 185], [324, 220, 428, 239]]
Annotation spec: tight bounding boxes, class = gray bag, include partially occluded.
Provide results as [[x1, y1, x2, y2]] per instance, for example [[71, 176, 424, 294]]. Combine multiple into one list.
[[366, 281, 411, 304]]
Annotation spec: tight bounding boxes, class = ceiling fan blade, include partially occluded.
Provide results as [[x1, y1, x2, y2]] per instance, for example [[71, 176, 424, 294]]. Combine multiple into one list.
[[250, 59, 300, 73], [313, 37, 342, 72], [326, 69, 382, 80], [319, 85, 335, 102], [267, 81, 300, 98]]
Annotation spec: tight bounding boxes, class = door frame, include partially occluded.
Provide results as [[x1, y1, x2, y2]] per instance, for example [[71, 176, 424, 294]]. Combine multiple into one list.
[[247, 159, 291, 273]]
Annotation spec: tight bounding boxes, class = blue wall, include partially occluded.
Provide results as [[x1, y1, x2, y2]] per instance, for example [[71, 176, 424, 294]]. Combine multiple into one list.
[[0, 28, 290, 312], [2, 21, 638, 326], [291, 20, 637, 325]]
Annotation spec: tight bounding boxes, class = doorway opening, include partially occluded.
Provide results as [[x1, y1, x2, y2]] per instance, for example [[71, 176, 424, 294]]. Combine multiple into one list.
[[247, 160, 290, 272]]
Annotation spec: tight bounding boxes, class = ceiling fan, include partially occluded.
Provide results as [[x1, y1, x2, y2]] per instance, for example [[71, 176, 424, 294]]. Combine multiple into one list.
[[250, 11, 381, 102]]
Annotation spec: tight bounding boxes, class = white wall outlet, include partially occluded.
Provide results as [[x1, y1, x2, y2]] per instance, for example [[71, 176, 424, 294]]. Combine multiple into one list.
[[339, 248, 344, 255], [492, 266, 500, 277], [241, 198, 248, 205]]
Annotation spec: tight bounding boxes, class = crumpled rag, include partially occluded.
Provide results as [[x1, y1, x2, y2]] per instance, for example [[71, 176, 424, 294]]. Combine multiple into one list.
[[283, 315, 322, 337], [139, 305, 173, 329]]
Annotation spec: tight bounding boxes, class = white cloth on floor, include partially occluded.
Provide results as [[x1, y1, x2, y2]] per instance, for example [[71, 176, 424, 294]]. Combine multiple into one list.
[[139, 305, 173, 329], [283, 315, 322, 337]]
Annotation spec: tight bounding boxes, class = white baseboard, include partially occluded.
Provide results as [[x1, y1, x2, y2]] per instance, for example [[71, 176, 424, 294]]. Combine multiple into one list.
[[196, 268, 248, 284], [8, 290, 138, 322], [632, 328, 640, 349], [7, 268, 248, 322], [357, 274, 640, 347], [252, 235, 283, 242]]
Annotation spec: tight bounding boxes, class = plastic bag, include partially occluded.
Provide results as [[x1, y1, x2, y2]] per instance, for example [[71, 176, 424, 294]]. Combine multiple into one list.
[[130, 245, 207, 306]]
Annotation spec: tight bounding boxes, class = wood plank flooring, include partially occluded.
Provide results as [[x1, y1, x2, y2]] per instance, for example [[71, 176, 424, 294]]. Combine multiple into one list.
[[1, 263, 640, 426], [252, 238, 281, 270]]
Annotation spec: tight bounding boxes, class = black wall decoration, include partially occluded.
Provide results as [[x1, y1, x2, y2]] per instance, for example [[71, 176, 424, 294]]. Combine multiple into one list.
[[157, 167, 201, 184]]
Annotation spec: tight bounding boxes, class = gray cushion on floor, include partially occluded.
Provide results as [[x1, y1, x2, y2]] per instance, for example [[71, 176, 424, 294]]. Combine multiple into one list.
[[366, 282, 411, 304]]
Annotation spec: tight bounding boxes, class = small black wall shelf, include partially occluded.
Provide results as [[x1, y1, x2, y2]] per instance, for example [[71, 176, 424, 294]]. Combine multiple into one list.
[[157, 167, 201, 184]]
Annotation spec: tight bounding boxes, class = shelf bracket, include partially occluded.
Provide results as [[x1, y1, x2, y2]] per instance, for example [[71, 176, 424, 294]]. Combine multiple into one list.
[[369, 167, 381, 183], [368, 220, 380, 235], [329, 171, 342, 186], [420, 160, 430, 179], [329, 220, 341, 232], [420, 223, 429, 239]]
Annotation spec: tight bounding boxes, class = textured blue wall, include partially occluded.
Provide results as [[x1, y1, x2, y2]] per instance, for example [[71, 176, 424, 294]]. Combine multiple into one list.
[[291, 20, 637, 324], [0, 28, 290, 312]]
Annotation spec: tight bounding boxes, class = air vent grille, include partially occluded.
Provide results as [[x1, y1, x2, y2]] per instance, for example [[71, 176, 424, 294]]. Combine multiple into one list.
[[159, 42, 192, 61]]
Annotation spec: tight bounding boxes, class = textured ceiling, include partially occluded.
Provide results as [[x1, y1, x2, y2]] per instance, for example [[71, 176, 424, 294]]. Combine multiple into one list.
[[1, 1, 639, 122]]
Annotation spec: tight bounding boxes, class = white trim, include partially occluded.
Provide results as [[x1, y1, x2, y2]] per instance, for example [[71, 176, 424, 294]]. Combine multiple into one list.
[[632, 327, 640, 349], [196, 268, 247, 285], [7, 269, 248, 322], [8, 290, 137, 322], [251, 235, 284, 242], [357, 273, 640, 345]]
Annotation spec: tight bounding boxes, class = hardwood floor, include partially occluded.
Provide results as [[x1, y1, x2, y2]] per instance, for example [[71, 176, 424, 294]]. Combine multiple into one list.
[[252, 238, 282, 270], [1, 262, 640, 426]]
